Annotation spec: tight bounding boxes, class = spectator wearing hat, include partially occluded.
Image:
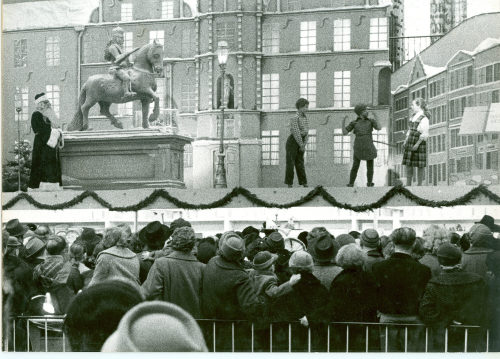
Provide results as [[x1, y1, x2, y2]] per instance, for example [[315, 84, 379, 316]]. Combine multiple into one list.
[[461, 224, 494, 281], [101, 301, 207, 352], [249, 251, 301, 303], [3, 236, 37, 351], [270, 251, 330, 351], [420, 243, 486, 352], [34, 225, 51, 243], [5, 219, 28, 247], [73, 227, 102, 269], [328, 244, 379, 351], [360, 229, 384, 274], [343, 104, 381, 187], [306, 227, 330, 255], [486, 248, 500, 351], [135, 221, 171, 281], [202, 233, 263, 320], [372, 227, 431, 352], [89, 227, 140, 287], [33, 235, 82, 313], [169, 217, 192, 232], [23, 236, 47, 269], [420, 225, 450, 278], [476, 215, 500, 234], [335, 233, 356, 250], [202, 233, 264, 350], [242, 231, 263, 262], [64, 280, 144, 351], [311, 234, 342, 289], [142, 227, 205, 319], [451, 232, 470, 252], [260, 231, 293, 284]]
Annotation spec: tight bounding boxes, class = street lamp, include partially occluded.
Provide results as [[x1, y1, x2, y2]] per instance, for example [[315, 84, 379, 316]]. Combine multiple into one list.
[[15, 107, 22, 192], [214, 40, 229, 188]]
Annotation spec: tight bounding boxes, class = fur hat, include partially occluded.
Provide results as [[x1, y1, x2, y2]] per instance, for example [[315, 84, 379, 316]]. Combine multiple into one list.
[[170, 227, 196, 252], [437, 243, 462, 266], [253, 251, 278, 270], [289, 250, 313, 271], [169, 218, 192, 232], [101, 301, 207, 352], [220, 234, 245, 262], [361, 229, 380, 248], [468, 224, 493, 248], [335, 234, 356, 249], [5, 219, 28, 238]]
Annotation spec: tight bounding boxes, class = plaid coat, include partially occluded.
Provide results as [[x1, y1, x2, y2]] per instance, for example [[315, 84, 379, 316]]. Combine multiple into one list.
[[402, 114, 427, 168]]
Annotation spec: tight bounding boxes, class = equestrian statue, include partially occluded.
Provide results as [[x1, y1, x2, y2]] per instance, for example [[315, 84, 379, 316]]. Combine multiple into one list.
[[68, 27, 164, 131]]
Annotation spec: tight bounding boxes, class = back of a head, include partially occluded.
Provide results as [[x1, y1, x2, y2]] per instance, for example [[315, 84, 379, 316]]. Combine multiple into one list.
[[64, 280, 144, 352], [70, 242, 85, 262], [349, 231, 361, 240], [422, 225, 449, 255], [336, 243, 366, 269], [46, 235, 67, 256], [220, 234, 245, 262], [101, 301, 207, 352], [468, 223, 493, 248], [104, 227, 127, 248], [390, 227, 416, 249], [289, 250, 313, 273]]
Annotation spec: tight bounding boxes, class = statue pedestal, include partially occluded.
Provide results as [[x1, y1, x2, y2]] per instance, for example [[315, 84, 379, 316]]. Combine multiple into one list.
[[60, 129, 192, 189]]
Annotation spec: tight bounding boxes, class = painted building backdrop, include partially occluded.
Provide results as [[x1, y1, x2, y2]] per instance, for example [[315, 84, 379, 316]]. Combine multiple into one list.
[[3, 0, 397, 188]]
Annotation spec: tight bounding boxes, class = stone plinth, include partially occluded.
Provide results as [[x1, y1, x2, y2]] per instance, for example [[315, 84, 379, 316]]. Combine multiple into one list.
[[60, 129, 192, 189]]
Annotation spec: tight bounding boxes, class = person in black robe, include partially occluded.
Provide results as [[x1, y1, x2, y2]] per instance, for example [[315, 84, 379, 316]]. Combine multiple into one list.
[[28, 92, 62, 189]]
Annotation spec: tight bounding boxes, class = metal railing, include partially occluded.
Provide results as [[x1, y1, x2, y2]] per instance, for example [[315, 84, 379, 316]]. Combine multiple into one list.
[[8, 316, 492, 352]]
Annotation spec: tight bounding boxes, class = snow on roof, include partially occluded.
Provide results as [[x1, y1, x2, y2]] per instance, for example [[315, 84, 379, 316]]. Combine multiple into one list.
[[3, 0, 99, 31], [471, 37, 500, 55], [423, 64, 446, 78]]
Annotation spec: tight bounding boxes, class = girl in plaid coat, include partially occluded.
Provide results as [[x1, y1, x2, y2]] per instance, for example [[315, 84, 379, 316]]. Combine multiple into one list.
[[402, 98, 430, 186]]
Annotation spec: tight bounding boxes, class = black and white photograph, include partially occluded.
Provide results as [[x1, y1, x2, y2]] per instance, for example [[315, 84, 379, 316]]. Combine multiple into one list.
[[1, 0, 499, 354]]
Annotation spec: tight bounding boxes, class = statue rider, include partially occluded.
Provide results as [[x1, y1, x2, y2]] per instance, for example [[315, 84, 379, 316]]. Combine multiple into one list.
[[105, 26, 136, 98]]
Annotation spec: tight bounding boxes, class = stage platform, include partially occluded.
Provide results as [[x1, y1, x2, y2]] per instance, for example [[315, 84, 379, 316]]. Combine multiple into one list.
[[2, 185, 499, 211]]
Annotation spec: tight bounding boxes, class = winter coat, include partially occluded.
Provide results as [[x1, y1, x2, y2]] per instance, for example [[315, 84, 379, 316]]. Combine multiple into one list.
[[89, 246, 140, 287], [328, 268, 378, 322], [248, 269, 293, 302], [419, 268, 486, 328], [312, 264, 343, 289], [462, 247, 494, 281], [372, 252, 431, 316], [141, 250, 205, 318], [201, 255, 264, 321], [364, 249, 384, 275], [419, 253, 442, 278], [270, 271, 329, 324], [3, 254, 37, 316]]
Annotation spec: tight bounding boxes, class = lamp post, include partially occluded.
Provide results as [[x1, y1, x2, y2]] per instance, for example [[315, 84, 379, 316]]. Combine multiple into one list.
[[214, 40, 229, 188], [15, 107, 22, 192]]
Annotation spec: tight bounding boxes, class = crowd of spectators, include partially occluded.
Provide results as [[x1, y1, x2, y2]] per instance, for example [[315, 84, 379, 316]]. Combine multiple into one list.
[[2, 214, 500, 352]]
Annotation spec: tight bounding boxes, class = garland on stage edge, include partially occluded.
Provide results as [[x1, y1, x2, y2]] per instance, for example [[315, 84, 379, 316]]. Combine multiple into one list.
[[2, 185, 500, 212]]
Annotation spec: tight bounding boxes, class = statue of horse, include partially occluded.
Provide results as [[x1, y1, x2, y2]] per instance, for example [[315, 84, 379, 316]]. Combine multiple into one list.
[[68, 41, 164, 131]]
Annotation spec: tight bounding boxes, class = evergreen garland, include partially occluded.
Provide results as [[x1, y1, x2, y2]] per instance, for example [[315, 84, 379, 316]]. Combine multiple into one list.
[[3, 184, 499, 212]]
